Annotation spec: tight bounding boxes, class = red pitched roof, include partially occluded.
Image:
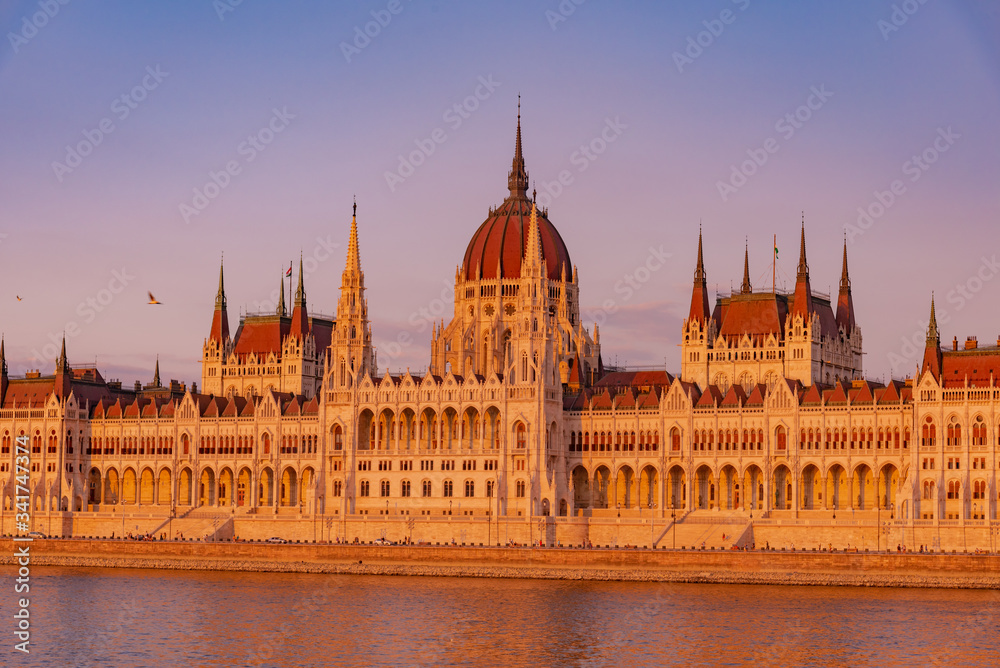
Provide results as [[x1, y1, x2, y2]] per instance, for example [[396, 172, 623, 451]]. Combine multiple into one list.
[[715, 293, 787, 342], [940, 348, 1000, 388], [1, 378, 54, 408], [233, 317, 291, 356]]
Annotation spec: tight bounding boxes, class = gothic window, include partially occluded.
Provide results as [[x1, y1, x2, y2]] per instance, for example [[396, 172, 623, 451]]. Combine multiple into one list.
[[401, 480, 411, 497], [443, 480, 453, 497], [516, 480, 526, 498]]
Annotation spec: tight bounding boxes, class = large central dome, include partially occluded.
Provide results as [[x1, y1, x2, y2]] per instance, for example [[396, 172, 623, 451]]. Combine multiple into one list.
[[460, 110, 572, 282]]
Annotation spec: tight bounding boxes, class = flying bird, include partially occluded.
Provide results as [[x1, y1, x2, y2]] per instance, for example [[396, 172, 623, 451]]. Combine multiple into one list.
[[148, 292, 161, 305], [16, 295, 22, 301]]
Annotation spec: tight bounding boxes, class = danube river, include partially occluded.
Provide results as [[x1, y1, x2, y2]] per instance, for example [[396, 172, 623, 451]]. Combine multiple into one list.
[[12, 567, 999, 667]]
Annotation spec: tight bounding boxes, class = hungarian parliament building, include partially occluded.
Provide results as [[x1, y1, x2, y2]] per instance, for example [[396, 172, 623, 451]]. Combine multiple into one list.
[[3, 116, 999, 533]]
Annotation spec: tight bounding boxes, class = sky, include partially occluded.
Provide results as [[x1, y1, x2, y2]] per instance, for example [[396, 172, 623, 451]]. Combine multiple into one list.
[[1, 0, 998, 388]]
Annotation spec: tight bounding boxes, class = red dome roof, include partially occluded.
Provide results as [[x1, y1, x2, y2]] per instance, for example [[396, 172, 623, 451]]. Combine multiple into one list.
[[462, 196, 572, 281]]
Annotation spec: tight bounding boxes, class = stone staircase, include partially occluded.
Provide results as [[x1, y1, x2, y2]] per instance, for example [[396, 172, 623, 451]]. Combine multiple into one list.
[[665, 509, 754, 549]]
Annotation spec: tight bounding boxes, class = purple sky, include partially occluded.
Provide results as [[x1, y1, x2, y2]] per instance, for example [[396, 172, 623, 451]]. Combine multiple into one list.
[[1, 1, 998, 388]]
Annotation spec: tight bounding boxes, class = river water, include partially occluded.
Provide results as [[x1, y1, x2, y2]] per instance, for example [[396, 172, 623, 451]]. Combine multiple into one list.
[[9, 567, 1000, 667]]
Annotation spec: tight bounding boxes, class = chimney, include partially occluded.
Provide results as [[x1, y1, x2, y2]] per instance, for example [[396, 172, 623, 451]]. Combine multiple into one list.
[[965, 336, 978, 350], [953, 336, 958, 351]]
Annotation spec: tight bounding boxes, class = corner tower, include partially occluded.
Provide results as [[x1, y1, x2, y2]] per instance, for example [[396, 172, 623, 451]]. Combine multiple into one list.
[[328, 201, 376, 390]]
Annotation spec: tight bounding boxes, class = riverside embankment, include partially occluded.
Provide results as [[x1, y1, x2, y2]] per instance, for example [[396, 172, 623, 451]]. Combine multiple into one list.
[[4, 538, 1000, 589]]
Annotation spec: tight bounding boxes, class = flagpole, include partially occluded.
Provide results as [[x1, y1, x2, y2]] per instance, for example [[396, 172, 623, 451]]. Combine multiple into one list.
[[773, 234, 776, 295]]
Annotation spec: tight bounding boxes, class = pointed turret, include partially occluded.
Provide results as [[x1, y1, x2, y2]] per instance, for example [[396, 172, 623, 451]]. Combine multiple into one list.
[[522, 202, 544, 274], [836, 238, 856, 332], [687, 229, 711, 325], [290, 254, 309, 337], [209, 258, 230, 343], [507, 97, 529, 200], [54, 334, 71, 398], [153, 356, 161, 387], [0, 336, 8, 406], [57, 335, 67, 372], [346, 199, 362, 275], [922, 295, 942, 379], [791, 220, 813, 320], [740, 243, 752, 294], [277, 272, 286, 317]]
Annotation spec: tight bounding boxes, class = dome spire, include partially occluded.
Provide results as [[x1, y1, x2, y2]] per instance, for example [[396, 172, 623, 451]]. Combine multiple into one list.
[[507, 96, 529, 199]]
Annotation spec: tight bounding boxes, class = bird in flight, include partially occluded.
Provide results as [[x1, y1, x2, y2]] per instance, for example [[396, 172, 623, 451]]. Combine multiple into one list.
[[148, 292, 161, 305], [16, 295, 22, 301]]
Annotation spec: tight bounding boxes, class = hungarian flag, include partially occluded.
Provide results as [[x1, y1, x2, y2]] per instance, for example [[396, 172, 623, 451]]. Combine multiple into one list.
[[285, 263, 292, 277], [774, 245, 779, 259]]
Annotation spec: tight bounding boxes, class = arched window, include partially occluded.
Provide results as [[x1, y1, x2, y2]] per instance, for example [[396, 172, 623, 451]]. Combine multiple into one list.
[[515, 480, 526, 497], [516, 423, 526, 449], [443, 480, 454, 497], [776, 426, 786, 451]]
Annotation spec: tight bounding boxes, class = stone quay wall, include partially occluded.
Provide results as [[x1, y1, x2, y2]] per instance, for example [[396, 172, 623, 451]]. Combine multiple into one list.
[[3, 538, 1000, 589]]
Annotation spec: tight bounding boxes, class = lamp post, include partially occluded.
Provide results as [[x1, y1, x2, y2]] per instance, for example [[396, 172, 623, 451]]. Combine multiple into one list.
[[671, 505, 677, 550]]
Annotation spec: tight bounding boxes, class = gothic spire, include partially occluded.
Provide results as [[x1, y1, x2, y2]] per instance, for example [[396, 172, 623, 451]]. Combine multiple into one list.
[[277, 272, 286, 317], [836, 237, 856, 333], [688, 228, 710, 325], [57, 334, 67, 371], [0, 335, 6, 376], [523, 201, 544, 272], [294, 253, 306, 307], [215, 257, 226, 310], [927, 293, 939, 343], [791, 219, 813, 320], [741, 242, 752, 294], [922, 293, 942, 379], [153, 356, 161, 387], [209, 257, 230, 342], [507, 97, 529, 199], [345, 198, 362, 276], [796, 216, 809, 281], [694, 226, 706, 283], [839, 237, 851, 292]]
